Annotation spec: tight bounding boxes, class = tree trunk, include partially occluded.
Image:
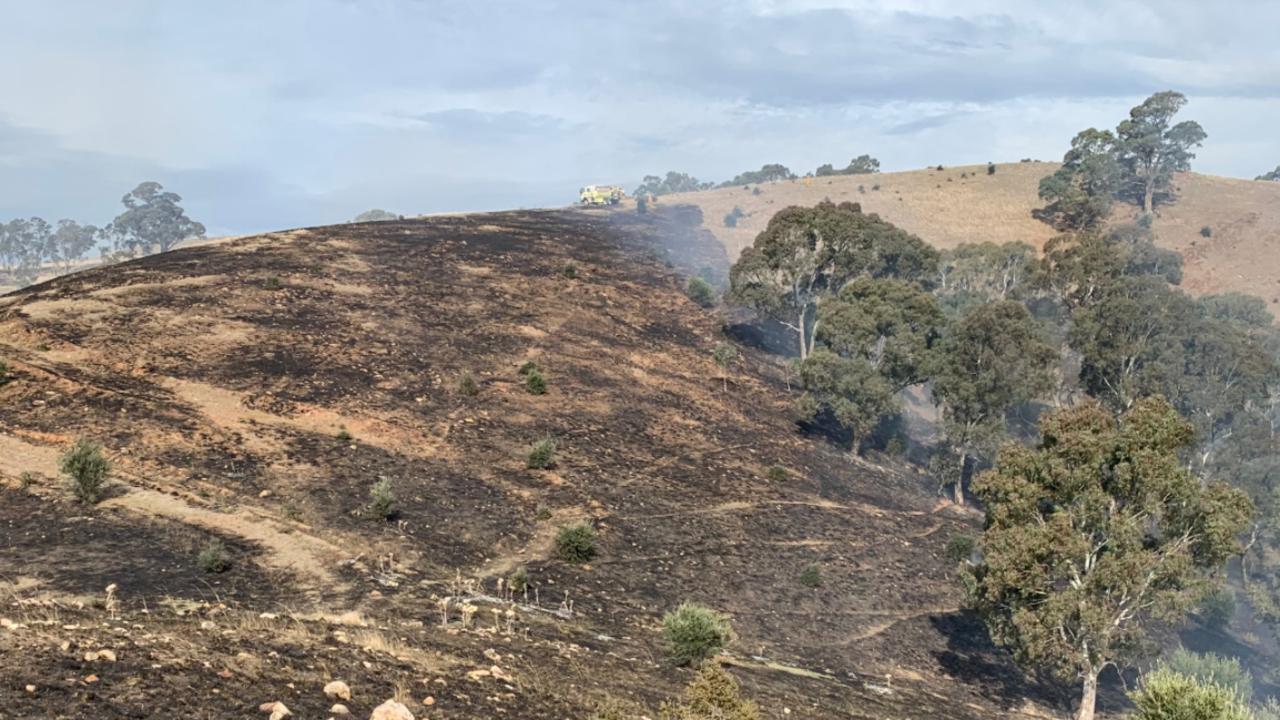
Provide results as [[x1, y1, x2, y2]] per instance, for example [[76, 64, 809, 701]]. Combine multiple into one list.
[[1143, 182, 1154, 215], [797, 309, 809, 361], [1077, 672, 1099, 720], [953, 452, 969, 506]]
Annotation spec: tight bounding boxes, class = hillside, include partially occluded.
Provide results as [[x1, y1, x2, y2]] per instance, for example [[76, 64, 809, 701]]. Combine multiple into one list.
[[0, 209, 1069, 718], [674, 163, 1280, 309]]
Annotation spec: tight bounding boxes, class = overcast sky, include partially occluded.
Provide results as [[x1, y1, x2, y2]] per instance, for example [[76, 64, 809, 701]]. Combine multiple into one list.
[[1, 0, 1277, 235]]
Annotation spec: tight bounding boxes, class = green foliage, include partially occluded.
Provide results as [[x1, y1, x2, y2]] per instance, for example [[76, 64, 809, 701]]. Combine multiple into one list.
[[659, 664, 759, 720], [335, 426, 352, 443], [1257, 166, 1280, 182], [1198, 587, 1236, 630], [507, 566, 529, 594], [944, 534, 975, 563], [1129, 668, 1252, 720], [937, 242, 1036, 314], [815, 154, 880, 177], [1117, 91, 1206, 213], [555, 523, 596, 563], [987, 162, 996, 175], [634, 171, 711, 198], [352, 209, 398, 223], [764, 465, 788, 482], [526, 437, 557, 469], [61, 438, 110, 504], [723, 206, 745, 228], [797, 349, 897, 453], [816, 277, 946, 390], [197, 539, 231, 574], [524, 368, 548, 395], [1201, 226, 1213, 238], [965, 399, 1253, 720], [0, 359, 9, 385], [686, 277, 717, 308], [1159, 648, 1252, 703], [562, 262, 578, 279], [636, 195, 649, 214], [458, 372, 479, 396], [367, 478, 398, 520], [799, 563, 822, 588], [103, 181, 205, 256], [720, 163, 796, 187], [1037, 128, 1121, 231], [662, 602, 735, 666]]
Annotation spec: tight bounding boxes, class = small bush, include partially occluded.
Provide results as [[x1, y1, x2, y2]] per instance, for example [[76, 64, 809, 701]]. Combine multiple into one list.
[[935, 164, 944, 171], [1199, 586, 1235, 630], [636, 195, 648, 214], [857, 184, 865, 194], [518, 360, 540, 376], [662, 602, 735, 666], [526, 437, 557, 469], [987, 163, 997, 175], [1129, 667, 1252, 720], [1200, 225, 1213, 238], [61, 438, 110, 504], [524, 368, 548, 394], [367, 478, 398, 520], [1138, 213, 1154, 228], [764, 465, 787, 482], [723, 206, 745, 228], [751, 186, 761, 196], [0, 359, 10, 385], [555, 523, 597, 563], [659, 664, 760, 720], [198, 539, 231, 574], [458, 372, 479, 396], [1158, 648, 1252, 702], [264, 275, 282, 291], [686, 277, 716, 308], [871, 183, 881, 191], [508, 566, 530, 594], [945, 534, 975, 563], [336, 426, 352, 443], [19, 471, 36, 489], [885, 435, 906, 456], [563, 262, 578, 278], [799, 563, 822, 588]]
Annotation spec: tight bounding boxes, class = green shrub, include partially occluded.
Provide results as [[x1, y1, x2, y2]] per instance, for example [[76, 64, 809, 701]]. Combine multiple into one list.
[[662, 602, 735, 666], [799, 563, 822, 588], [61, 438, 110, 504], [1201, 225, 1213, 238], [945, 535, 975, 563], [507, 566, 530, 594], [0, 359, 10, 385], [987, 162, 996, 175], [871, 183, 881, 191], [764, 465, 788, 482], [659, 664, 759, 720], [723, 207, 745, 228], [555, 523, 597, 563], [636, 195, 648, 214], [751, 187, 761, 196], [1199, 586, 1236, 630], [1158, 648, 1252, 703], [526, 437, 557, 469], [264, 275, 282, 291], [524, 368, 548, 395], [19, 471, 36, 489], [198, 539, 231, 574], [367, 478, 398, 520], [335, 426, 353, 443], [1129, 667, 1252, 720], [518, 360, 540, 376], [686, 277, 716, 308], [458, 372, 479, 396], [563, 262, 578, 279]]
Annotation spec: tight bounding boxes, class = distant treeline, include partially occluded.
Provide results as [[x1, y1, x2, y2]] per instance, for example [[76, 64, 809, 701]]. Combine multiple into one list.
[[0, 181, 204, 288]]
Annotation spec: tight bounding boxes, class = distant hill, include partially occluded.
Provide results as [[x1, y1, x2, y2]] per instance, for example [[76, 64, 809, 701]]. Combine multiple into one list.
[[671, 162, 1280, 311]]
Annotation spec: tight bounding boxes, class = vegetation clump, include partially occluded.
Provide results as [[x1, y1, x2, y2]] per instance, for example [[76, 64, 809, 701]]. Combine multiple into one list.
[[562, 262, 578, 278], [197, 539, 231, 574], [507, 566, 530, 594], [764, 465, 788, 482], [524, 368, 547, 394], [799, 563, 822, 588], [723, 206, 745, 228], [1201, 225, 1213, 238], [944, 534, 974, 563], [367, 478, 398, 520], [659, 664, 759, 720], [1198, 587, 1235, 630], [686, 277, 717, 308], [526, 437, 557, 469], [61, 438, 110, 504], [1128, 667, 1252, 720], [555, 523, 597, 563], [458, 372, 479, 396], [0, 359, 9, 385], [662, 602, 735, 666], [987, 162, 996, 175]]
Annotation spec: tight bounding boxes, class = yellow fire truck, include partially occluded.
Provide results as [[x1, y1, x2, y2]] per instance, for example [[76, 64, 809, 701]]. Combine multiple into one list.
[[578, 185, 624, 206]]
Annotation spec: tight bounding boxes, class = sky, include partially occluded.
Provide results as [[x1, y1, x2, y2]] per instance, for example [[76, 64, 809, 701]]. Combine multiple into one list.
[[1, 0, 1277, 236]]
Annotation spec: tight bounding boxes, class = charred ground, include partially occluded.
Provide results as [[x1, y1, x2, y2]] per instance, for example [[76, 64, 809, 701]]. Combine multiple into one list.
[[0, 208, 1058, 718]]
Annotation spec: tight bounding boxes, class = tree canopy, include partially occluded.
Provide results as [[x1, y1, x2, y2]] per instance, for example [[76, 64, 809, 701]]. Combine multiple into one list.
[[721, 163, 797, 187], [966, 398, 1253, 720], [815, 154, 881, 177], [634, 171, 712, 197], [104, 181, 206, 256]]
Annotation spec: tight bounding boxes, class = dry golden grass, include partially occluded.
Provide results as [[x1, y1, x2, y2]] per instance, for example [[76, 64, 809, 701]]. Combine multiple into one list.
[[670, 162, 1280, 310]]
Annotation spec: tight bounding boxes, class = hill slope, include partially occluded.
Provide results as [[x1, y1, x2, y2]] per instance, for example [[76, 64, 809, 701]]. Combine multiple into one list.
[[0, 210, 1061, 718], [675, 163, 1280, 308]]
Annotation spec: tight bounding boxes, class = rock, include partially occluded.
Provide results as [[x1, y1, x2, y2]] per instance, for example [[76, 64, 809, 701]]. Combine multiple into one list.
[[422, 696, 435, 706], [260, 701, 291, 719], [329, 704, 350, 716], [0, 618, 17, 630], [324, 680, 352, 701], [369, 699, 415, 720], [25, 684, 35, 693], [483, 648, 501, 662], [489, 665, 513, 683], [259, 490, 272, 498]]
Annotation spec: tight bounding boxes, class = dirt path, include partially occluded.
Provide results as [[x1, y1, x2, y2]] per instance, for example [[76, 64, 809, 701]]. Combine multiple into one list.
[[0, 434, 346, 590], [619, 497, 925, 521]]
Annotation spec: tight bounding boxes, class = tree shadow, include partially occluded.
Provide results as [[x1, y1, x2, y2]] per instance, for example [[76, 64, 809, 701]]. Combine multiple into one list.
[[929, 610, 1070, 713]]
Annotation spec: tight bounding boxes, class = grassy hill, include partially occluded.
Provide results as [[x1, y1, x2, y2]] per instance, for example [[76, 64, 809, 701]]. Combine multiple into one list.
[[0, 209, 1070, 718], [672, 162, 1280, 310]]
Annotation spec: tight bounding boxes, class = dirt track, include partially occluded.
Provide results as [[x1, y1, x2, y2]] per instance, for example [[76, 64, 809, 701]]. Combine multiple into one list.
[[0, 207, 1065, 718]]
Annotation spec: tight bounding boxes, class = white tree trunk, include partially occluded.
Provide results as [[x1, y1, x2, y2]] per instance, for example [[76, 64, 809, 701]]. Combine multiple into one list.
[[1076, 672, 1098, 720]]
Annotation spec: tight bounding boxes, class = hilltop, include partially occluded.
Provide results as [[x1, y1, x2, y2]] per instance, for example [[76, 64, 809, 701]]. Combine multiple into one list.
[[673, 162, 1280, 309], [0, 209, 1067, 718]]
